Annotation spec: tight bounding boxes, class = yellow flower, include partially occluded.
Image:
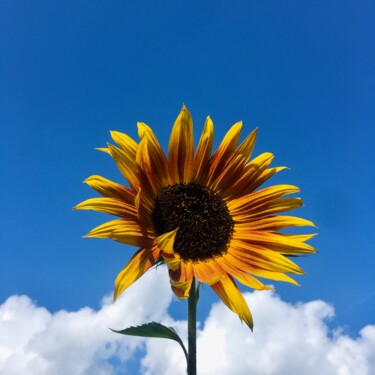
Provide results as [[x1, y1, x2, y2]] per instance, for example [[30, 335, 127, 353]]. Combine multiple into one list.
[[75, 106, 316, 330]]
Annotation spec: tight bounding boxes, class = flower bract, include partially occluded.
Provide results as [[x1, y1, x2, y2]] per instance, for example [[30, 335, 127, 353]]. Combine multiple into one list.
[[75, 106, 316, 330]]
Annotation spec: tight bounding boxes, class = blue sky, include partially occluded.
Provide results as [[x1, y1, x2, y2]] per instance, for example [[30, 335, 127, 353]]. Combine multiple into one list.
[[1, 1, 374, 374]]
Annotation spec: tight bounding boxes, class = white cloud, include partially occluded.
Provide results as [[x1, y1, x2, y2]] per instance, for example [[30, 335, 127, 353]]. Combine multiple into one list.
[[0, 268, 173, 375], [1, 269, 374, 375], [142, 289, 375, 375]]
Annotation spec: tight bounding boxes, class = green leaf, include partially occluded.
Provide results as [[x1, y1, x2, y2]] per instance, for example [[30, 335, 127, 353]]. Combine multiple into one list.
[[111, 322, 188, 362], [112, 321, 178, 340]]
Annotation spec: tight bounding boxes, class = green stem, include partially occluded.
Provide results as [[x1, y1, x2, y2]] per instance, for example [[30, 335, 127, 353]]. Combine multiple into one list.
[[187, 278, 197, 375]]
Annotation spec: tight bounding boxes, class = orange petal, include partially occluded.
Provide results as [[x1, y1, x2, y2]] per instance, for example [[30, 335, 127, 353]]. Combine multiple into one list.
[[74, 197, 138, 219], [211, 274, 253, 330], [85, 218, 154, 247], [207, 121, 242, 186], [154, 229, 178, 255], [136, 136, 170, 197], [96, 147, 111, 154], [134, 187, 154, 225], [210, 153, 246, 194], [169, 261, 194, 299], [83, 175, 135, 204], [229, 240, 304, 274], [163, 255, 182, 271], [243, 166, 287, 195], [168, 105, 194, 184], [216, 257, 272, 291], [138, 123, 171, 187], [136, 138, 160, 197], [110, 131, 138, 159], [233, 197, 304, 222], [235, 231, 317, 255], [107, 144, 139, 190], [235, 216, 315, 231], [228, 184, 300, 213], [221, 251, 300, 286], [235, 128, 258, 162], [193, 116, 214, 185], [192, 260, 225, 285], [170, 279, 192, 299], [245, 267, 300, 286], [114, 247, 160, 300], [222, 152, 275, 199]]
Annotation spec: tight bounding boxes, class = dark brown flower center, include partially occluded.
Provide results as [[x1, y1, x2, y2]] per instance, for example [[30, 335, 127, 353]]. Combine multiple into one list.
[[151, 183, 234, 262]]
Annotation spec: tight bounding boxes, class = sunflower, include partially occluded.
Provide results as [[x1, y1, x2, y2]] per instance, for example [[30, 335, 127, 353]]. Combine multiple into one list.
[[75, 106, 316, 330]]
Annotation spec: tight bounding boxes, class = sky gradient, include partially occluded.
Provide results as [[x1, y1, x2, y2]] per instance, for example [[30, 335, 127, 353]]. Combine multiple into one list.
[[1, 1, 374, 374]]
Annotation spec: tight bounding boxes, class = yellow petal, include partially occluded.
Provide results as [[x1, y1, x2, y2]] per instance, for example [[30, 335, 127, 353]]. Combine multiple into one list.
[[222, 250, 300, 285], [85, 219, 154, 247], [83, 175, 135, 204], [229, 240, 304, 274], [134, 187, 154, 221], [211, 274, 253, 330], [234, 197, 304, 222], [110, 131, 138, 159], [193, 116, 214, 185], [107, 144, 139, 190], [138, 123, 167, 161], [235, 128, 258, 162], [169, 262, 194, 299], [237, 231, 317, 255], [114, 247, 160, 300], [223, 152, 274, 199], [169, 260, 191, 283], [137, 122, 171, 186], [168, 105, 194, 184], [74, 197, 138, 218], [208, 121, 242, 185], [163, 255, 182, 271], [228, 184, 300, 213], [210, 153, 246, 193], [216, 257, 272, 291], [170, 279, 192, 299], [136, 137, 170, 198], [211, 128, 259, 194], [235, 216, 316, 231], [95, 147, 111, 154], [154, 229, 178, 255], [244, 166, 287, 195], [286, 233, 317, 242], [246, 268, 300, 286], [192, 260, 225, 285], [136, 138, 160, 197]]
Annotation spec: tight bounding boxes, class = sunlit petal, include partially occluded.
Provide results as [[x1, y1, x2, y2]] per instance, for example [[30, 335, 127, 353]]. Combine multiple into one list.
[[211, 275, 253, 330], [83, 175, 135, 204], [168, 105, 194, 183], [110, 131, 138, 159], [193, 116, 214, 185], [84, 219, 154, 247], [74, 197, 138, 218], [114, 247, 160, 300], [208, 121, 242, 185]]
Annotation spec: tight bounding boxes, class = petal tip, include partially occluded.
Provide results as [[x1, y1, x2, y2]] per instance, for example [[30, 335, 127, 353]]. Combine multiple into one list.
[[243, 315, 254, 331]]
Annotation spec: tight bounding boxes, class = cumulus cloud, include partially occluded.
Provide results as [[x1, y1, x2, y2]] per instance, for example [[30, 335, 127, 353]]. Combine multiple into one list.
[[0, 268, 173, 375], [1, 270, 374, 375], [143, 291, 375, 375]]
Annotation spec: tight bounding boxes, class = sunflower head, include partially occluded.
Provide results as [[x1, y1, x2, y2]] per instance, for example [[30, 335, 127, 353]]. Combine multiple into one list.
[[75, 105, 316, 330]]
